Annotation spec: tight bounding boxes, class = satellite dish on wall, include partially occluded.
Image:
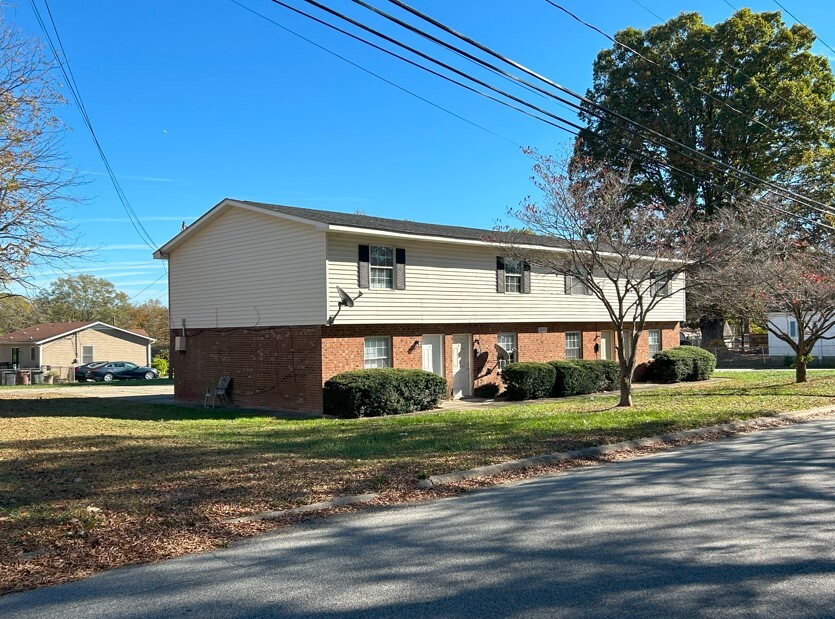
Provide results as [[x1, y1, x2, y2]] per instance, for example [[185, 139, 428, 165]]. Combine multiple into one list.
[[337, 286, 354, 308], [328, 286, 363, 325], [494, 343, 511, 361]]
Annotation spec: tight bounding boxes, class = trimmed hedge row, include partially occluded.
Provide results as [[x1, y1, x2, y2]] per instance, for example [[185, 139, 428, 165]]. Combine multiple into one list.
[[502, 359, 619, 400], [323, 369, 447, 418], [501, 362, 556, 400], [649, 346, 716, 383], [550, 359, 619, 397]]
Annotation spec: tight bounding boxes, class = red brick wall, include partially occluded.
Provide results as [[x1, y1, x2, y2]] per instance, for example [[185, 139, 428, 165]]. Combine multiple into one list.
[[173, 321, 680, 412], [170, 326, 324, 413], [323, 321, 680, 397]]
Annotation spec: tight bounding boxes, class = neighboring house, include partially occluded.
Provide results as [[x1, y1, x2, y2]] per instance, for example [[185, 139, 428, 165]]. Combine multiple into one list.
[[0, 321, 154, 378], [766, 313, 835, 359], [154, 199, 684, 413]]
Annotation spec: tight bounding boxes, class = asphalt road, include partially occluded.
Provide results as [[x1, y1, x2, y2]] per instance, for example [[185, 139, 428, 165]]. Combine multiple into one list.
[[4, 418, 835, 618]]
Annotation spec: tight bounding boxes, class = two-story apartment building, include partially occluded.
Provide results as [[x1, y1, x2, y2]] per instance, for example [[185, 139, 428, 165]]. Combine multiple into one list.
[[154, 199, 684, 413]]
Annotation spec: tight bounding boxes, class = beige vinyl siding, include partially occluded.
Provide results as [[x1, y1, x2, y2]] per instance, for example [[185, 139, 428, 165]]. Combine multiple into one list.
[[326, 232, 686, 325], [40, 328, 150, 368], [168, 207, 327, 328]]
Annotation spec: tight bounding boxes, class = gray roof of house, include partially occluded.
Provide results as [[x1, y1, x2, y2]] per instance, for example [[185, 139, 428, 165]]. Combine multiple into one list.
[[240, 201, 572, 250]]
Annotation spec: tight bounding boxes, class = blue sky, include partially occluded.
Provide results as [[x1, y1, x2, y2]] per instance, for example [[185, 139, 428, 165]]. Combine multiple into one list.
[[10, 0, 835, 304]]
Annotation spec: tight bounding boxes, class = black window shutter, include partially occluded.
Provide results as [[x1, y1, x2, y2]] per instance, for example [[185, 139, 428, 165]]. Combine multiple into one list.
[[395, 248, 406, 290], [358, 245, 370, 289], [496, 257, 505, 293], [522, 261, 531, 294]]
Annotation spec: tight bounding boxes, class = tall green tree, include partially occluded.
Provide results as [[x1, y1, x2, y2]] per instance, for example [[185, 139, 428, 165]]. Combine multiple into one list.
[[574, 9, 835, 345], [125, 298, 169, 347], [38, 275, 130, 324], [0, 296, 41, 333]]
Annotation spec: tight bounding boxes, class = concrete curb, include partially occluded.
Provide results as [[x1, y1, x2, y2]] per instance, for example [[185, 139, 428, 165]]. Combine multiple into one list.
[[223, 493, 379, 524], [416, 405, 835, 489]]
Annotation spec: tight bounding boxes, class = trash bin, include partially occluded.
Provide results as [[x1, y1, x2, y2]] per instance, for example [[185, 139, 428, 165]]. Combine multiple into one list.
[[31, 370, 43, 385], [16, 370, 31, 386], [2, 371, 15, 386]]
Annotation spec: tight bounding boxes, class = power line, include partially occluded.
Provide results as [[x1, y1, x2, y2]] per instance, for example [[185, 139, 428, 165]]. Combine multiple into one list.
[[373, 0, 835, 217], [772, 0, 835, 57], [127, 272, 167, 303], [228, 0, 521, 147], [30, 0, 160, 254], [263, 1, 831, 230], [543, 0, 786, 139]]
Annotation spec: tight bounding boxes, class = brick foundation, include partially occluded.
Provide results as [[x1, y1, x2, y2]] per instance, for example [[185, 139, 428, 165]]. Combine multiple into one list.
[[174, 321, 680, 413], [170, 326, 324, 413]]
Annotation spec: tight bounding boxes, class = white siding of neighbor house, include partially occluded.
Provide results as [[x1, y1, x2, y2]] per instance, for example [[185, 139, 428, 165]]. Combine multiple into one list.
[[168, 207, 327, 328], [767, 313, 835, 358], [325, 232, 686, 325]]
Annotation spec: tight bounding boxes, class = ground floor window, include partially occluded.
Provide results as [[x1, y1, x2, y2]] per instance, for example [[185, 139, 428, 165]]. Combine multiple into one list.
[[30, 347, 36, 363], [82, 345, 95, 365], [364, 336, 391, 368], [565, 331, 581, 359], [497, 333, 517, 369], [648, 329, 662, 358]]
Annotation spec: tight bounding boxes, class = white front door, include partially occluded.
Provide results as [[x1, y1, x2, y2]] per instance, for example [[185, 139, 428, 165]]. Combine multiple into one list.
[[600, 331, 613, 361], [422, 334, 444, 377], [451, 334, 472, 399]]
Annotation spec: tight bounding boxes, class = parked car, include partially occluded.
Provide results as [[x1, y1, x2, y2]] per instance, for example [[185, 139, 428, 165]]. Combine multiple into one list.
[[85, 361, 158, 382], [75, 361, 109, 381]]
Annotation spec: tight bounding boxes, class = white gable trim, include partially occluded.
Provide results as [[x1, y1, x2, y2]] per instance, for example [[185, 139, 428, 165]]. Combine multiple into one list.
[[35, 321, 155, 345]]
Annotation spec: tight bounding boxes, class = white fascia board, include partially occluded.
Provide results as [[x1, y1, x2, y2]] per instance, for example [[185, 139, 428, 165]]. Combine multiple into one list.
[[34, 321, 155, 345], [153, 199, 327, 259]]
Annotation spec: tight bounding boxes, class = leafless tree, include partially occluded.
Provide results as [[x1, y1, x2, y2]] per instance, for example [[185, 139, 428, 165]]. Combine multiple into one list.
[[697, 213, 835, 383], [0, 17, 82, 300], [504, 150, 741, 406]]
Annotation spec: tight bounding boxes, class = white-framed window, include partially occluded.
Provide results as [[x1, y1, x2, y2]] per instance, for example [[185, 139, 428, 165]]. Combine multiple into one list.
[[497, 333, 517, 370], [504, 258, 522, 293], [30, 347, 36, 362], [566, 274, 590, 296], [650, 272, 670, 297], [789, 320, 797, 338], [565, 331, 581, 359], [370, 246, 394, 289], [82, 345, 95, 365], [648, 329, 662, 358], [364, 336, 392, 368]]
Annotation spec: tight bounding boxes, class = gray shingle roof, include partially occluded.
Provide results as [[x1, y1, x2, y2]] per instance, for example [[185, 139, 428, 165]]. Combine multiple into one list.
[[239, 201, 572, 250]]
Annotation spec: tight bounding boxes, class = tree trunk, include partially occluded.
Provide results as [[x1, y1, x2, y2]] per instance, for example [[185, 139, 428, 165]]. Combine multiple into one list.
[[796, 357, 807, 383], [699, 315, 727, 356], [617, 357, 633, 407], [618, 375, 633, 407]]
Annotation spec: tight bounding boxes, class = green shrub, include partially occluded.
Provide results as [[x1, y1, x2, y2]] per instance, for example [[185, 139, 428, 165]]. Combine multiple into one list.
[[501, 362, 556, 400], [473, 383, 500, 398], [572, 359, 620, 391], [550, 360, 620, 397], [649, 346, 716, 383], [151, 356, 169, 377], [323, 369, 447, 418]]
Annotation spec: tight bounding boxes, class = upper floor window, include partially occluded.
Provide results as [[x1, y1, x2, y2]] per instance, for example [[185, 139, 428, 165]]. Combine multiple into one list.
[[565, 274, 590, 296], [789, 320, 797, 338], [650, 272, 670, 297], [648, 329, 662, 358], [497, 333, 517, 370], [565, 331, 581, 359], [504, 258, 522, 293], [370, 246, 394, 289], [364, 336, 391, 368]]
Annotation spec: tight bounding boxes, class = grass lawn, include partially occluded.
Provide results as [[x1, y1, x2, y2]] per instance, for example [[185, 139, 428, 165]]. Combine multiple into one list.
[[2, 370, 834, 594]]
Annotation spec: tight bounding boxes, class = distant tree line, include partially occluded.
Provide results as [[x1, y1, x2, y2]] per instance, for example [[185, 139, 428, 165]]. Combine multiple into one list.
[[0, 275, 170, 354]]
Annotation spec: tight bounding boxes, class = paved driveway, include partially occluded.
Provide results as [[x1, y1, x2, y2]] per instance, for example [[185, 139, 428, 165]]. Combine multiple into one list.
[[7, 383, 175, 405], [3, 418, 835, 618]]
